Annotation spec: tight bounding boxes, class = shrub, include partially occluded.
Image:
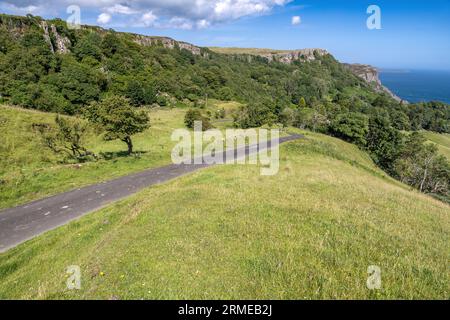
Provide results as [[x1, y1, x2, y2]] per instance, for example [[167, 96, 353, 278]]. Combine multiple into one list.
[[184, 109, 212, 131], [34, 116, 95, 162], [86, 96, 150, 154], [330, 112, 369, 147]]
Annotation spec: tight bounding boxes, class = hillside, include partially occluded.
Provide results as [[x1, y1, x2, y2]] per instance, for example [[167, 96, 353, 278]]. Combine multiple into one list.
[[0, 13, 449, 300], [424, 131, 450, 160], [0, 13, 388, 114], [0, 123, 448, 299], [0, 101, 241, 209]]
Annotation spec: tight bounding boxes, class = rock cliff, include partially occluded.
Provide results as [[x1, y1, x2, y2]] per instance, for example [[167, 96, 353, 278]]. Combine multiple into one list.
[[40, 21, 71, 54], [132, 35, 206, 56], [343, 63, 405, 103], [258, 48, 329, 64]]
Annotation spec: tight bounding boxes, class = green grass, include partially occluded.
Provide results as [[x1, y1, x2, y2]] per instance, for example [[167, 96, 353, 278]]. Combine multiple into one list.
[[423, 131, 450, 160], [0, 129, 448, 299], [0, 105, 186, 209]]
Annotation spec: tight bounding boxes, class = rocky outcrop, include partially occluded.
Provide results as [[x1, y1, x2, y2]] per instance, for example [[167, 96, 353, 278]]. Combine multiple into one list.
[[344, 63, 405, 103], [40, 21, 54, 53], [50, 24, 71, 54], [259, 48, 328, 64], [133, 35, 205, 56], [40, 21, 71, 54]]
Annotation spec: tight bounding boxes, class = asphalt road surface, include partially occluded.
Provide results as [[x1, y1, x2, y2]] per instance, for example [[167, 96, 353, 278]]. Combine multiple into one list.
[[0, 134, 303, 253]]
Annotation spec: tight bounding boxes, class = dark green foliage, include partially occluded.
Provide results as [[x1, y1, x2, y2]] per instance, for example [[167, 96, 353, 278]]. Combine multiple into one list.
[[393, 132, 449, 199], [86, 96, 150, 154], [279, 107, 296, 128], [125, 79, 157, 106], [0, 14, 448, 199], [330, 112, 369, 146], [0, 14, 448, 138], [73, 32, 103, 62], [184, 108, 212, 131], [407, 101, 450, 133], [366, 114, 404, 172], [233, 103, 276, 129]]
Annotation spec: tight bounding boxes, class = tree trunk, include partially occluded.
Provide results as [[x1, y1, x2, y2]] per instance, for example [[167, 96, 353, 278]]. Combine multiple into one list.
[[123, 136, 133, 155]]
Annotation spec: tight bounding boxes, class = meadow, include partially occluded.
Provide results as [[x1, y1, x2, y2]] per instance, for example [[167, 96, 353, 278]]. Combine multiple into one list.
[[0, 124, 448, 299], [0, 101, 243, 209], [423, 131, 450, 160]]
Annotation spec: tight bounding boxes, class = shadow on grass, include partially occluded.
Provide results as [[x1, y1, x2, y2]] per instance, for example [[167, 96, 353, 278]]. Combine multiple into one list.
[[100, 151, 149, 160]]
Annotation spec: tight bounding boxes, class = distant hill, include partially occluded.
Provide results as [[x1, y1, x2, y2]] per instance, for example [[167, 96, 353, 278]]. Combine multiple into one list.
[[0, 13, 393, 115]]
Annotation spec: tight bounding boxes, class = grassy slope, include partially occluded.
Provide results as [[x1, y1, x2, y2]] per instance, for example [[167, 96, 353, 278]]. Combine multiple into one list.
[[0, 101, 255, 209], [0, 105, 187, 209], [0, 129, 448, 299], [423, 131, 450, 160]]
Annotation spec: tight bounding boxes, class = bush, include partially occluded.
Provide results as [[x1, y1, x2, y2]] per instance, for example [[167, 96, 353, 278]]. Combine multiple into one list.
[[330, 112, 369, 146], [184, 109, 212, 131], [86, 96, 150, 154], [365, 115, 403, 172], [34, 116, 95, 162]]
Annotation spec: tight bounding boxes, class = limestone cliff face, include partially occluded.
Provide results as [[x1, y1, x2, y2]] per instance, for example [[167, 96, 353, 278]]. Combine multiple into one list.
[[343, 63, 405, 103], [258, 48, 329, 64], [50, 24, 71, 54], [133, 35, 206, 57], [39, 21, 71, 54]]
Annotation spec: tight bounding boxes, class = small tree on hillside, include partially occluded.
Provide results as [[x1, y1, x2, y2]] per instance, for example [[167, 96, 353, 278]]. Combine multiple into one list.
[[298, 97, 307, 109], [86, 96, 150, 155], [184, 109, 212, 131], [279, 107, 295, 128], [330, 112, 369, 147], [34, 115, 95, 162], [393, 132, 450, 196], [366, 115, 403, 172]]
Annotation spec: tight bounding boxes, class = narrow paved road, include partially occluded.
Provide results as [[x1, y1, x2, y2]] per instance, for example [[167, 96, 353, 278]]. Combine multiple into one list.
[[0, 134, 303, 253]]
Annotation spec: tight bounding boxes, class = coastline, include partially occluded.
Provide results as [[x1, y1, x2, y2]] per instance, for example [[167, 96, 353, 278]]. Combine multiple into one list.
[[379, 69, 450, 104]]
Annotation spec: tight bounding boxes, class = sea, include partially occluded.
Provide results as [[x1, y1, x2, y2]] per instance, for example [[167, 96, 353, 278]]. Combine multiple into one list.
[[379, 69, 450, 104]]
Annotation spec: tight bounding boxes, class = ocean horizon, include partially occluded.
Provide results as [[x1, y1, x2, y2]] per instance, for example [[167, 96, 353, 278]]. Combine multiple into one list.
[[379, 69, 450, 104]]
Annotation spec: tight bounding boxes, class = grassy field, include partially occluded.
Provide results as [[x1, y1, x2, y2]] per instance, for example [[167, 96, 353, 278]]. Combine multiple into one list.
[[423, 131, 450, 160], [0, 102, 247, 209], [0, 128, 448, 299], [0, 105, 189, 209]]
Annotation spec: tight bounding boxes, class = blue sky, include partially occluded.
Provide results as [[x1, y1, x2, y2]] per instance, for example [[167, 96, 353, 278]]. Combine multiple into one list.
[[1, 0, 449, 70]]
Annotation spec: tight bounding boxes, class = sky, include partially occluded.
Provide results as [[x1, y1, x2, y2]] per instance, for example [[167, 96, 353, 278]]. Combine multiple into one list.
[[1, 0, 449, 70]]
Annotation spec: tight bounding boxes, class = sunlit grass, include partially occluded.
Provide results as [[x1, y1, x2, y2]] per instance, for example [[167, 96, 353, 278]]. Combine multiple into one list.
[[423, 131, 450, 160], [0, 130, 448, 299], [0, 105, 186, 209]]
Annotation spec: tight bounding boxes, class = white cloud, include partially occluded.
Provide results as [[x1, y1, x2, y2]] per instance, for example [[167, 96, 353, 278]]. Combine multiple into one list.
[[106, 4, 139, 15], [291, 15, 301, 25], [168, 17, 194, 30], [141, 11, 158, 27], [197, 19, 210, 29], [1, 0, 292, 29], [97, 13, 111, 24]]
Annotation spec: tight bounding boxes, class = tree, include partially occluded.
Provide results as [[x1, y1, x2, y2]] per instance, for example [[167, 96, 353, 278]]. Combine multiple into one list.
[[330, 112, 369, 146], [73, 33, 103, 62], [34, 115, 95, 162], [125, 79, 156, 106], [184, 108, 212, 131], [366, 114, 403, 172], [86, 96, 150, 154], [298, 97, 307, 109], [233, 103, 275, 129], [393, 132, 449, 196], [279, 107, 295, 128]]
